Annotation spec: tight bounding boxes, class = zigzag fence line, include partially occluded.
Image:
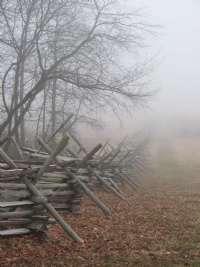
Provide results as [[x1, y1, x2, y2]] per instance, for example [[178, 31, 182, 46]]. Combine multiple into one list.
[[0, 122, 149, 242]]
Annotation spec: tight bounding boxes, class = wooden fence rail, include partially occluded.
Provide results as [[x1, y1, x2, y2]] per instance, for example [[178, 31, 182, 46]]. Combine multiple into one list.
[[0, 132, 149, 242]]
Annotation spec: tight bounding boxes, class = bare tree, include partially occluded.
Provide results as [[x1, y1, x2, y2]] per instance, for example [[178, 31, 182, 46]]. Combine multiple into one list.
[[0, 0, 153, 146]]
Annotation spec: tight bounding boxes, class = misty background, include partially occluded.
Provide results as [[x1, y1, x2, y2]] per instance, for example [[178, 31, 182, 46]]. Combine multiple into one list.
[[143, 0, 200, 116], [1, 0, 199, 164], [139, 0, 200, 182], [81, 0, 200, 182], [134, 0, 200, 113], [89, 0, 200, 143]]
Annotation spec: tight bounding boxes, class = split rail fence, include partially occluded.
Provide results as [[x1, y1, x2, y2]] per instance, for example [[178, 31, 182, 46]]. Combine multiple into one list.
[[0, 117, 149, 242]]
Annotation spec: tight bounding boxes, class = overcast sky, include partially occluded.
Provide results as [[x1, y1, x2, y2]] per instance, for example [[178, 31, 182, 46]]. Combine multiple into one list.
[[134, 0, 200, 118]]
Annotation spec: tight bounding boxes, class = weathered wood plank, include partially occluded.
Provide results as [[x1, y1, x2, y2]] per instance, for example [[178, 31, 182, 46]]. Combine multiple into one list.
[[0, 148, 83, 242], [38, 139, 111, 216], [0, 228, 31, 236], [0, 219, 31, 225], [0, 201, 34, 208], [22, 176, 83, 243], [38, 138, 111, 217], [24, 152, 77, 164], [0, 183, 70, 190], [36, 136, 69, 181], [0, 210, 33, 219]]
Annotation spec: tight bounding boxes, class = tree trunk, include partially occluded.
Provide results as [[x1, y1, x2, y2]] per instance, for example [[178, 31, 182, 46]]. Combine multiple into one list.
[[19, 59, 25, 146], [13, 61, 20, 143]]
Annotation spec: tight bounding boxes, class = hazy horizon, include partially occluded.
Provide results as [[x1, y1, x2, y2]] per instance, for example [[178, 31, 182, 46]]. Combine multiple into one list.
[[139, 0, 200, 117], [92, 0, 200, 142]]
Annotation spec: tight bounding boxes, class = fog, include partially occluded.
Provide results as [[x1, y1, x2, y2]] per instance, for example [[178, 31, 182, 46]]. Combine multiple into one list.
[[87, 0, 200, 145], [2, 0, 200, 146], [1, 1, 200, 259], [140, 0, 200, 116]]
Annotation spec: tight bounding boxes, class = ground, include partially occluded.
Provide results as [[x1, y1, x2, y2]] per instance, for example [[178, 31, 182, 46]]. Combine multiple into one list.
[[1, 137, 200, 267], [1, 182, 200, 267]]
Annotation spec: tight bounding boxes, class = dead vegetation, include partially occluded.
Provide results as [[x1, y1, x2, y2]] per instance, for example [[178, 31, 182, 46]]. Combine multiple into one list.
[[1, 135, 200, 266], [2, 183, 200, 267]]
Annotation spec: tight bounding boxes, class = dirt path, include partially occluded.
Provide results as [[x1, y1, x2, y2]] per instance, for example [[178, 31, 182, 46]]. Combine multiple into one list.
[[1, 184, 200, 267]]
